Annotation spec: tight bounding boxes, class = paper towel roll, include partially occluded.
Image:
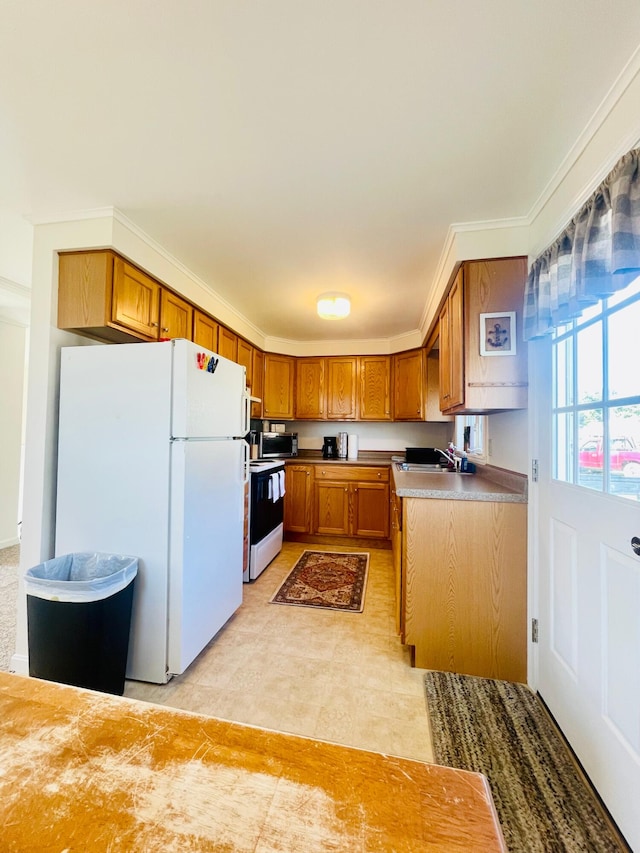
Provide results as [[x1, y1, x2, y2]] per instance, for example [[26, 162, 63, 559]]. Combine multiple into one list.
[[347, 434, 358, 460]]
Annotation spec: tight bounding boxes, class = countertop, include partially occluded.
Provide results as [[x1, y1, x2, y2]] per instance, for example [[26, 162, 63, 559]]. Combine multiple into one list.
[[392, 464, 528, 502], [0, 671, 506, 851], [287, 453, 528, 502]]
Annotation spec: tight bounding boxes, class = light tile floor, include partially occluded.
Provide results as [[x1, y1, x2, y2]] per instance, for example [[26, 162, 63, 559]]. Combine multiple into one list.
[[124, 542, 434, 763]]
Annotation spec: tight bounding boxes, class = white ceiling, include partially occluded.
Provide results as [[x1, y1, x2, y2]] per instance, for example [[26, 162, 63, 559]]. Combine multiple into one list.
[[2, 1, 640, 342]]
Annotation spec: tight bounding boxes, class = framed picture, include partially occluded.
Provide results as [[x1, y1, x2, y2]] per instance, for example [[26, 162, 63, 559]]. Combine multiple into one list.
[[480, 312, 516, 356]]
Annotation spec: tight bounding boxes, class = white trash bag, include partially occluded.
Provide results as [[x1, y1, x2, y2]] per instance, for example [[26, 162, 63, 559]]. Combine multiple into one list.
[[24, 552, 138, 603]]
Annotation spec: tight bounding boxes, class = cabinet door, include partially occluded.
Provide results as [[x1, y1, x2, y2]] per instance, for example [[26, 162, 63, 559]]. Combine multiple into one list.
[[327, 357, 357, 419], [425, 354, 453, 422], [251, 349, 264, 418], [112, 257, 161, 340], [263, 354, 295, 420], [314, 481, 350, 535], [352, 481, 390, 538], [359, 355, 392, 420], [237, 339, 253, 390], [439, 270, 464, 411], [393, 349, 425, 420], [463, 258, 528, 411], [296, 358, 326, 419], [193, 311, 219, 352], [160, 290, 193, 341], [218, 326, 238, 362], [284, 465, 313, 533], [58, 250, 114, 332], [390, 490, 404, 638]]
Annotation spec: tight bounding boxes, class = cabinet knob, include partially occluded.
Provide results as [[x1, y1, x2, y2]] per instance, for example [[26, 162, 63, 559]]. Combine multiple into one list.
[[150, 321, 158, 327], [161, 327, 169, 333]]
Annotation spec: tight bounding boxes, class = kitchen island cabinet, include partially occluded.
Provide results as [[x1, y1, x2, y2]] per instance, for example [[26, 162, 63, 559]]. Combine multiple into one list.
[[394, 466, 527, 682]]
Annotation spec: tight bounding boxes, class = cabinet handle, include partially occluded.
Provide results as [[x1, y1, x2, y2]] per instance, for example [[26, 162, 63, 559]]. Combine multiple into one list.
[[377, 472, 381, 478], [161, 327, 169, 333], [150, 321, 158, 327]]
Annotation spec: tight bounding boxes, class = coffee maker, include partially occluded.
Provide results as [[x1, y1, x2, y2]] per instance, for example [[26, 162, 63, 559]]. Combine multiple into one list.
[[322, 436, 338, 459]]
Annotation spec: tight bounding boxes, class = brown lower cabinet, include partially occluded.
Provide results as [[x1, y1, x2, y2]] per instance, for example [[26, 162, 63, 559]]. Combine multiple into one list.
[[284, 464, 313, 533], [284, 464, 390, 540], [400, 496, 527, 682]]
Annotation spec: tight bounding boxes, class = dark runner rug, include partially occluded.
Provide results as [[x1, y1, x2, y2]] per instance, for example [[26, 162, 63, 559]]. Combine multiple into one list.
[[270, 550, 368, 612], [425, 671, 628, 853]]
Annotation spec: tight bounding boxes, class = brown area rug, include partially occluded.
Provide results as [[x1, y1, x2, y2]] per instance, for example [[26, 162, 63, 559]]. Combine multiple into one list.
[[425, 671, 629, 853], [270, 550, 368, 612]]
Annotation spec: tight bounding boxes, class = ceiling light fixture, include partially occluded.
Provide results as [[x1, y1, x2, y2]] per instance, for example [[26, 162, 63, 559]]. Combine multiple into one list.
[[316, 292, 351, 320]]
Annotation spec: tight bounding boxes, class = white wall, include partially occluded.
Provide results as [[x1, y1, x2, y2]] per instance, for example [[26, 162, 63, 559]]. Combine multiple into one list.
[[486, 410, 528, 475], [291, 419, 452, 454], [0, 320, 27, 547]]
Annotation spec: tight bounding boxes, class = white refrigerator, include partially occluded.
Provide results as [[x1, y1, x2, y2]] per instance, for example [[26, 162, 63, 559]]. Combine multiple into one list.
[[55, 338, 249, 684]]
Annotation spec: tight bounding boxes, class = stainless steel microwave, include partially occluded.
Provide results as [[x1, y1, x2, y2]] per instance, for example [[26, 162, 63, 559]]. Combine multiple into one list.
[[259, 431, 298, 459]]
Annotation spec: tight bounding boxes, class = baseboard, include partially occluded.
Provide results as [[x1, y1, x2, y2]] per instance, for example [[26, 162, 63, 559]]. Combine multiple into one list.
[[9, 653, 28, 676], [0, 536, 19, 550], [284, 532, 391, 550]]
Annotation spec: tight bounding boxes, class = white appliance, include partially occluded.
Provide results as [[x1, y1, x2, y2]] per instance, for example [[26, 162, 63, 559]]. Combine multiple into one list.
[[55, 339, 249, 684], [245, 459, 285, 582]]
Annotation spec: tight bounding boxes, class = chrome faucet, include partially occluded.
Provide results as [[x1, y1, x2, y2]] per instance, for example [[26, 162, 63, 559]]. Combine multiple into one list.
[[435, 447, 457, 466]]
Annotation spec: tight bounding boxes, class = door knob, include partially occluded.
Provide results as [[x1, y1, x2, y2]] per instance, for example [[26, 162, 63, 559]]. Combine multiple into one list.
[[632, 536, 640, 556]]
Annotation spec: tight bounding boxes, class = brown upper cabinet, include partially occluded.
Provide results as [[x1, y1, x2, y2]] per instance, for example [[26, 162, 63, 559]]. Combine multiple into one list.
[[236, 338, 253, 390], [393, 348, 425, 420], [251, 349, 264, 418], [193, 310, 219, 352], [438, 268, 464, 411], [218, 326, 238, 362], [159, 289, 193, 341], [326, 357, 358, 420], [263, 353, 295, 420], [58, 250, 161, 343], [295, 357, 326, 419], [293, 355, 391, 421], [359, 355, 392, 421], [439, 258, 528, 414]]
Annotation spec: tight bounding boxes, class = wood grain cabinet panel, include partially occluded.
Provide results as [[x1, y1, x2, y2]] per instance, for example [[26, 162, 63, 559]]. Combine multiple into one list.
[[111, 257, 161, 340], [439, 269, 464, 411], [393, 349, 425, 420], [313, 466, 389, 539], [263, 353, 295, 420], [403, 497, 527, 682], [159, 289, 193, 340], [284, 464, 313, 533], [251, 348, 264, 418], [295, 358, 326, 419], [439, 258, 528, 414], [327, 357, 357, 419], [237, 338, 253, 389], [218, 326, 238, 362], [359, 355, 392, 420], [193, 311, 219, 352]]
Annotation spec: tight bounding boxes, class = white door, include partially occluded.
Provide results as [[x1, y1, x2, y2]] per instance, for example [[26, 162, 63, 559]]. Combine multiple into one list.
[[167, 437, 244, 675], [532, 281, 640, 850]]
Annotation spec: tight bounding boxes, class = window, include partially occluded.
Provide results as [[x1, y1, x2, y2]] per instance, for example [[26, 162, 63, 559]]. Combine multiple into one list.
[[455, 415, 487, 462], [552, 276, 640, 500]]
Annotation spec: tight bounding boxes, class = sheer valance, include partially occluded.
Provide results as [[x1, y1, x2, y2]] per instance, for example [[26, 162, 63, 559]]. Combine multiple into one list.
[[523, 148, 640, 340]]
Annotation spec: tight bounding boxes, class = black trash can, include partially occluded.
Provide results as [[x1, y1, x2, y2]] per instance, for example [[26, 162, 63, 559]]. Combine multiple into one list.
[[25, 552, 138, 696]]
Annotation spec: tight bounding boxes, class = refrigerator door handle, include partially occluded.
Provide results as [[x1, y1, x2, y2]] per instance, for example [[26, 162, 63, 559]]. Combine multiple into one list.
[[242, 439, 249, 484], [242, 390, 250, 436]]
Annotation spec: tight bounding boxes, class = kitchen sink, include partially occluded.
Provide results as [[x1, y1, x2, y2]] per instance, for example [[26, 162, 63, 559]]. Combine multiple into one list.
[[395, 462, 448, 473]]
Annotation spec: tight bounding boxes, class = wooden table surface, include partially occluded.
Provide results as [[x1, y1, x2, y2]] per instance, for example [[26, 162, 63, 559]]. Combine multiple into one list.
[[0, 672, 505, 851]]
